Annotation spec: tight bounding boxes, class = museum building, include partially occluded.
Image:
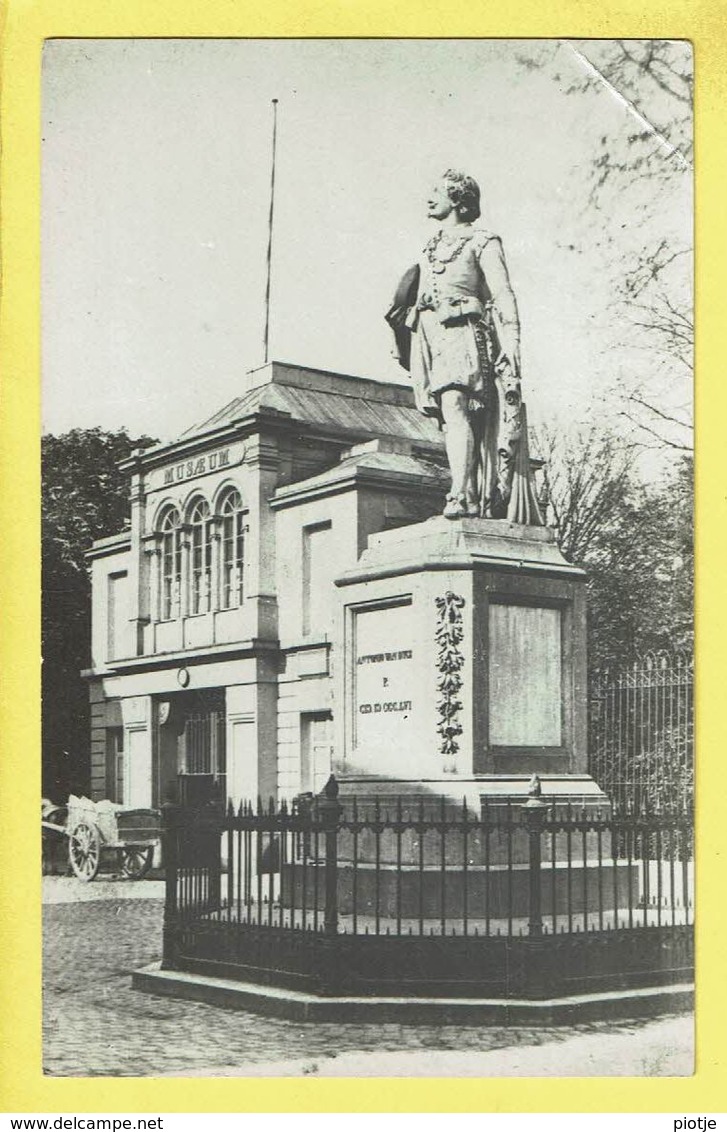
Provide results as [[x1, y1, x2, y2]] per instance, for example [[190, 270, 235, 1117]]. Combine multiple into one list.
[[84, 361, 450, 811]]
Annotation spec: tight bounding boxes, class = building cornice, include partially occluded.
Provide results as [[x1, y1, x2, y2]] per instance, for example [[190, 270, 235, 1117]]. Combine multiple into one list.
[[118, 420, 251, 474], [81, 637, 281, 680], [117, 410, 325, 477], [334, 557, 587, 587], [271, 462, 447, 511], [85, 533, 132, 560]]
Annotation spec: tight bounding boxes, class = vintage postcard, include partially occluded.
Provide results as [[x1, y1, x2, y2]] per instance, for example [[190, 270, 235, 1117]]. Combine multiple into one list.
[[0, 2, 724, 1119]]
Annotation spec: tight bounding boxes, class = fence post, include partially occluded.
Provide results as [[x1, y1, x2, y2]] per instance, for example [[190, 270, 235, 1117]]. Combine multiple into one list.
[[161, 801, 181, 969], [523, 775, 548, 938], [207, 804, 223, 912], [319, 774, 342, 937]]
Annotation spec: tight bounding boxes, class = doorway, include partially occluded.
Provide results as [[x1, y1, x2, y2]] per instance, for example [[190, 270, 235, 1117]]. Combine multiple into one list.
[[155, 689, 226, 806]]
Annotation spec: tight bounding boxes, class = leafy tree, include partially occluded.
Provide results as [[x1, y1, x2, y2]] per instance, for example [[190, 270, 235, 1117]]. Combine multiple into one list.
[[42, 428, 156, 801], [584, 457, 692, 669]]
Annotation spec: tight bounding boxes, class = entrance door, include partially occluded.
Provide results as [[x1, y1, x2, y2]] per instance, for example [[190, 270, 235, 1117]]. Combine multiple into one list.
[[155, 690, 227, 806], [180, 707, 226, 805]]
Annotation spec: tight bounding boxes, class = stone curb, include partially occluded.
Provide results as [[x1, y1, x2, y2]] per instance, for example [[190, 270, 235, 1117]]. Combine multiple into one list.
[[133, 963, 694, 1025]]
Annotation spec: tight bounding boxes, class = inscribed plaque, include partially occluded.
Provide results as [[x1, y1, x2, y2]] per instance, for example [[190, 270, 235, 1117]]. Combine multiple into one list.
[[353, 601, 414, 755], [488, 604, 562, 747]]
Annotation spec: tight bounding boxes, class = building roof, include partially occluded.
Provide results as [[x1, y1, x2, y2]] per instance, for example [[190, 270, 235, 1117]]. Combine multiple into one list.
[[271, 438, 448, 510], [179, 360, 443, 451]]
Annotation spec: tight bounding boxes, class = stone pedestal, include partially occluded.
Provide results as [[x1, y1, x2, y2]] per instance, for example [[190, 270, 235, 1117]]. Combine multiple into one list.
[[334, 516, 590, 787], [327, 516, 614, 919]]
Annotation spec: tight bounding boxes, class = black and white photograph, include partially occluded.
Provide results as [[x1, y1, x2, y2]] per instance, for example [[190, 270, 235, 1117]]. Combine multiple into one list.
[[40, 37, 694, 1078]]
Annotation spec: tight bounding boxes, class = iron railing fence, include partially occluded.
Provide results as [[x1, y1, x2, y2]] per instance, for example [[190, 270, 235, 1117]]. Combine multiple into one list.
[[588, 650, 694, 814], [161, 778, 694, 999]]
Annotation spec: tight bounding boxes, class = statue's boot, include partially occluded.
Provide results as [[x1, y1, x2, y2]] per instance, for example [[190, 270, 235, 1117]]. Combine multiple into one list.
[[443, 494, 468, 519]]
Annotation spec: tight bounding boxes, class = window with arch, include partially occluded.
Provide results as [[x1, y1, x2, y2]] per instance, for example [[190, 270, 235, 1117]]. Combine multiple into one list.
[[220, 489, 245, 609], [159, 507, 182, 621], [189, 497, 213, 615]]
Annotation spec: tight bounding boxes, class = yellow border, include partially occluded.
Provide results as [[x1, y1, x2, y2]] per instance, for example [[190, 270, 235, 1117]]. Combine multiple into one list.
[[1, 0, 724, 1114]]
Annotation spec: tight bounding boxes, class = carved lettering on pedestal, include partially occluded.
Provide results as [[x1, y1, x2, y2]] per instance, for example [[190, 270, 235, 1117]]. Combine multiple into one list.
[[435, 591, 465, 774], [353, 604, 414, 757]]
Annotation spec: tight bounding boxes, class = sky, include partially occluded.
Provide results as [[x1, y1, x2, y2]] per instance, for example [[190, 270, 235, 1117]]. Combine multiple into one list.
[[41, 38, 691, 449]]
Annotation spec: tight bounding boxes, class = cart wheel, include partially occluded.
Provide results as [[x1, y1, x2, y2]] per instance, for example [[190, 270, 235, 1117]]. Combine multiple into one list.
[[68, 822, 100, 881], [121, 846, 154, 880]]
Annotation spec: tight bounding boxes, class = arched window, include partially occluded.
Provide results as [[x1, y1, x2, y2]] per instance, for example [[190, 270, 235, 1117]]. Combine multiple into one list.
[[159, 508, 182, 621], [220, 490, 245, 609], [189, 498, 213, 615]]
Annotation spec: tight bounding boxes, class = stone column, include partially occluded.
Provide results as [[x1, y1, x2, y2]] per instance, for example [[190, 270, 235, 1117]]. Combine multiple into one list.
[[245, 434, 280, 641], [210, 518, 222, 612], [143, 538, 161, 624], [126, 452, 148, 657], [179, 524, 192, 619]]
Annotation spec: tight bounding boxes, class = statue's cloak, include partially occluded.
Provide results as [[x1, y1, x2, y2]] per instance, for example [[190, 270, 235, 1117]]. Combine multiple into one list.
[[384, 264, 420, 371]]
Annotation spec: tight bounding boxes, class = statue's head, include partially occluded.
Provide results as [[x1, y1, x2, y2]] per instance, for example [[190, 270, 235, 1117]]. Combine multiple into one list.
[[441, 170, 481, 222]]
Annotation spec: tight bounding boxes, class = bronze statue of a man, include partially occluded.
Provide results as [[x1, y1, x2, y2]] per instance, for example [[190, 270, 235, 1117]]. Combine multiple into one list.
[[387, 170, 542, 524]]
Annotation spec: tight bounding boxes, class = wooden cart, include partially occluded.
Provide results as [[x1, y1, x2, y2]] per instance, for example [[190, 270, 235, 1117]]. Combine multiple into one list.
[[59, 797, 161, 882]]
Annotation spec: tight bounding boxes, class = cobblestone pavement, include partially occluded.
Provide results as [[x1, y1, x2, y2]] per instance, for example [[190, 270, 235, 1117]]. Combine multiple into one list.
[[42, 878, 693, 1078]]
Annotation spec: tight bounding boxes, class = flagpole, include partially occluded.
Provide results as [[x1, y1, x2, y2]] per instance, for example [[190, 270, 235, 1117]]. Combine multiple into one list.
[[263, 98, 279, 365]]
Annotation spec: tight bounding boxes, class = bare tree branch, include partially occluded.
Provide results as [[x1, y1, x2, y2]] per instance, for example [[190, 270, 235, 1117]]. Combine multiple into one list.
[[618, 411, 693, 452], [627, 394, 693, 431]]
